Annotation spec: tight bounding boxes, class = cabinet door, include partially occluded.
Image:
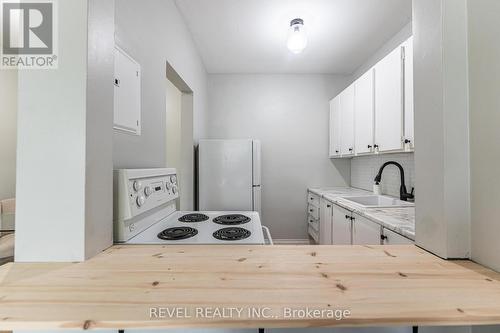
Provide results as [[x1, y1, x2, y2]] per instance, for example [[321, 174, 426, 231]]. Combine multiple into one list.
[[382, 228, 414, 245], [329, 97, 341, 157], [374, 46, 403, 152], [114, 46, 141, 135], [319, 199, 333, 245], [352, 214, 382, 245], [403, 36, 414, 149], [332, 204, 352, 245], [340, 85, 355, 156], [354, 69, 375, 154]]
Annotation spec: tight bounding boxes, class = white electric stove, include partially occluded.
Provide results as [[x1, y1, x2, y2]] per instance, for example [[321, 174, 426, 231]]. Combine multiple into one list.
[[113, 168, 270, 245]]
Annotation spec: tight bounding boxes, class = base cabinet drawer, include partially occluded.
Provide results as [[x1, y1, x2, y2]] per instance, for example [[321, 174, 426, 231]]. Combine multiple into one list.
[[307, 192, 320, 207], [308, 225, 319, 243], [307, 204, 319, 220], [307, 215, 319, 233], [382, 228, 414, 245]]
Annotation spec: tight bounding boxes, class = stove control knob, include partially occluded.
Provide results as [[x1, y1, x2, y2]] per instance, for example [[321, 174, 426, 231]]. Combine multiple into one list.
[[133, 181, 142, 192], [144, 186, 152, 197], [172, 186, 178, 194], [165, 181, 172, 190], [170, 175, 177, 184], [136, 195, 145, 207]]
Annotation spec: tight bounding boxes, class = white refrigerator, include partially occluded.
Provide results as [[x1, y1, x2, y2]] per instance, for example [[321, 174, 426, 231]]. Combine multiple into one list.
[[198, 139, 262, 217]]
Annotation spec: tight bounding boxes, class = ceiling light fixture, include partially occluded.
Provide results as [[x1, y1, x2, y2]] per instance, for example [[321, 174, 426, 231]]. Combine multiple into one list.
[[287, 18, 307, 54]]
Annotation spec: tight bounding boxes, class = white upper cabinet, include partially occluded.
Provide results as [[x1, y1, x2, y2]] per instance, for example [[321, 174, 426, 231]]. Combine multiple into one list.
[[403, 36, 414, 149], [114, 46, 141, 135], [374, 46, 403, 152], [354, 69, 375, 154], [329, 96, 341, 157], [328, 36, 413, 158], [340, 85, 355, 156]]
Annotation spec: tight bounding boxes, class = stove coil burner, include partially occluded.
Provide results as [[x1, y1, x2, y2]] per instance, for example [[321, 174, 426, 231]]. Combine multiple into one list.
[[178, 213, 209, 223], [157, 227, 198, 240], [213, 214, 251, 225], [213, 227, 251, 241]]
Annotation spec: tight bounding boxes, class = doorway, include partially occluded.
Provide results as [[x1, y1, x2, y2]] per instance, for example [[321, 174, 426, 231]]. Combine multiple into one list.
[[165, 62, 194, 210]]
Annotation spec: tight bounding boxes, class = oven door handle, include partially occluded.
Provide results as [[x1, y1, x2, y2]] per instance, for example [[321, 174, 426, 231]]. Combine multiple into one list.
[[262, 226, 273, 245]]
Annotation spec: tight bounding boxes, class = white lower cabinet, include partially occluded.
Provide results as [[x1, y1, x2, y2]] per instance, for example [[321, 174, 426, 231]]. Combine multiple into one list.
[[382, 228, 414, 245], [307, 191, 321, 243], [319, 199, 333, 245], [316, 200, 413, 247], [332, 205, 353, 245], [352, 214, 382, 245]]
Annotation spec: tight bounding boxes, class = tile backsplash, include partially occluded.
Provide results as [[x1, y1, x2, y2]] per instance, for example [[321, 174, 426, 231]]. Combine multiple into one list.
[[350, 153, 415, 198]]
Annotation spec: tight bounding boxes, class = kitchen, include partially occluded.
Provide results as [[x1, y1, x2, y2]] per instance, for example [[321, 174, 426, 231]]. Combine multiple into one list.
[[1, 0, 500, 332]]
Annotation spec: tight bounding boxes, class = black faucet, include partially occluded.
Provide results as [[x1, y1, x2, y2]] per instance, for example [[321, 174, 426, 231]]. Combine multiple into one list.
[[374, 161, 414, 201]]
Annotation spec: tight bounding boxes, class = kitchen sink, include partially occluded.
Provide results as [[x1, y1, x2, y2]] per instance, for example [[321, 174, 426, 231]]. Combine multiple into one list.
[[341, 195, 414, 208]]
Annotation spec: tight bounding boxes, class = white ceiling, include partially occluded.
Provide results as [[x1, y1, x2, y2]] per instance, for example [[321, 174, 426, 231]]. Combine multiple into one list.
[[175, 0, 412, 74]]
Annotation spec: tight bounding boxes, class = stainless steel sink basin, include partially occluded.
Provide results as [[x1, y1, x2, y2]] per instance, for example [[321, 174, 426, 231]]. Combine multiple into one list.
[[341, 195, 414, 208]]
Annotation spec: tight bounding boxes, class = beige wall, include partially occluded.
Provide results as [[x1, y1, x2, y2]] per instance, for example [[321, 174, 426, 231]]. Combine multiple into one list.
[[165, 79, 195, 210], [166, 79, 182, 208], [0, 70, 17, 201], [468, 0, 500, 272]]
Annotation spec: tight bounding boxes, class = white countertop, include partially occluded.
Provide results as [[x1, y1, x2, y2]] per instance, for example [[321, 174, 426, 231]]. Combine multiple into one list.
[[308, 187, 415, 240]]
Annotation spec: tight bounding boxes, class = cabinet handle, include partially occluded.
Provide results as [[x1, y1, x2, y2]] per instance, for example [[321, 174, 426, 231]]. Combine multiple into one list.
[[404, 139, 411, 144], [335, 150, 339, 153], [310, 197, 314, 201], [309, 209, 313, 212], [349, 148, 353, 152], [327, 204, 331, 208], [367, 145, 372, 149], [374, 144, 379, 148], [345, 215, 350, 219], [381, 235, 388, 241]]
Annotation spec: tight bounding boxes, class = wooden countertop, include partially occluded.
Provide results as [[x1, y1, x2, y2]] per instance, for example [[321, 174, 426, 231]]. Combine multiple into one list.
[[1, 245, 500, 330]]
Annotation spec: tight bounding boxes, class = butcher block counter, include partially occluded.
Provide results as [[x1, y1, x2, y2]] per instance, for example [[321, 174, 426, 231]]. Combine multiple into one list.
[[1, 245, 500, 330]]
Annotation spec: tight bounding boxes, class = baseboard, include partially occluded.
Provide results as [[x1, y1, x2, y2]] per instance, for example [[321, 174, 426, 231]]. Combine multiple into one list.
[[273, 239, 311, 245]]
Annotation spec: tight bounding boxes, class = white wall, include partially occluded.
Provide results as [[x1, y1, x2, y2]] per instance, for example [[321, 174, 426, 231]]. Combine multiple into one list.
[[84, 0, 115, 259], [350, 22, 412, 83], [15, 0, 114, 261], [0, 70, 17, 201], [413, 0, 471, 259], [206, 74, 351, 240], [468, 0, 500, 271], [113, 0, 208, 169]]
